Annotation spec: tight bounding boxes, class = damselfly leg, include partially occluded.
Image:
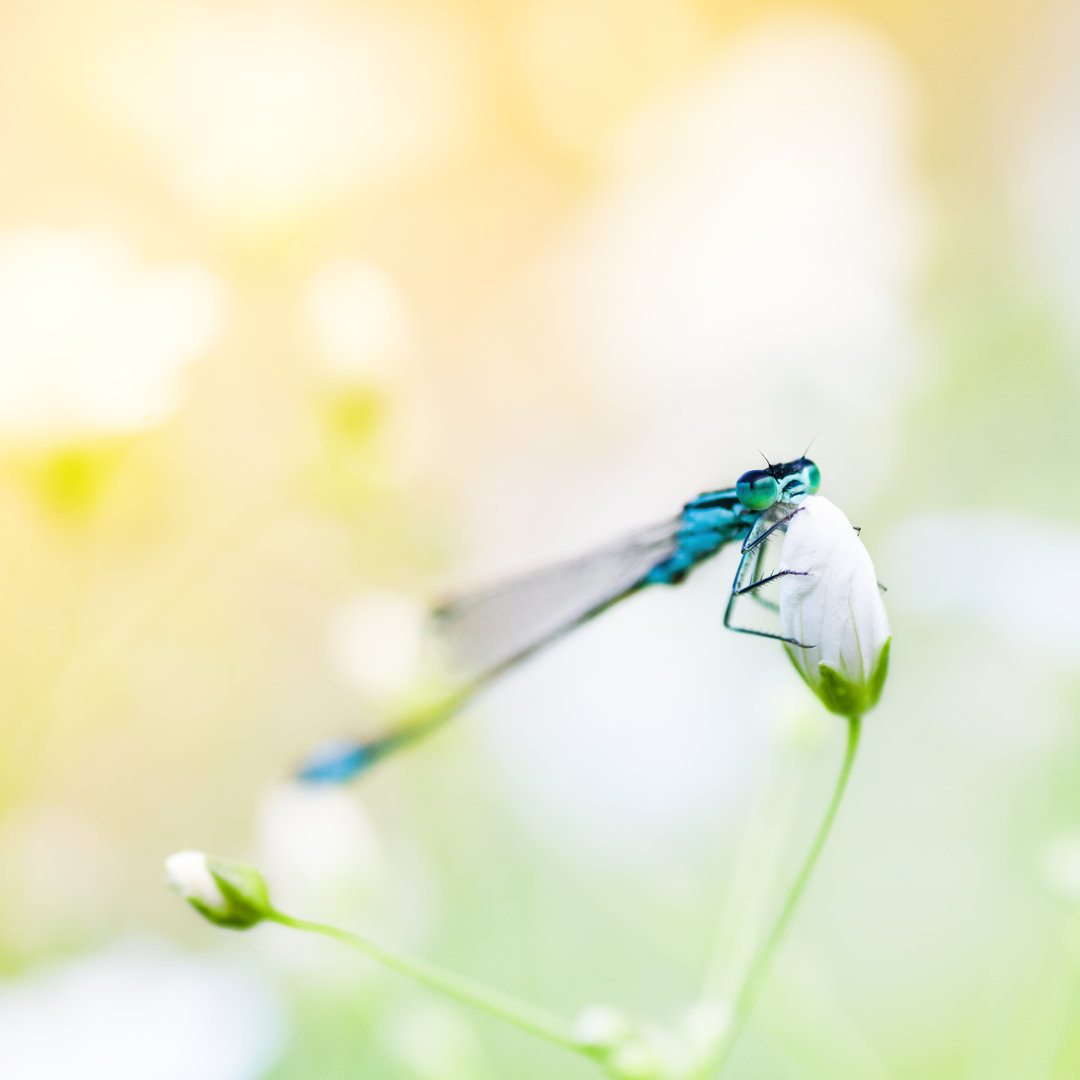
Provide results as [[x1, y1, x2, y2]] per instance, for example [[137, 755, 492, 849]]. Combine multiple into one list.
[[745, 542, 778, 614], [723, 506, 812, 647]]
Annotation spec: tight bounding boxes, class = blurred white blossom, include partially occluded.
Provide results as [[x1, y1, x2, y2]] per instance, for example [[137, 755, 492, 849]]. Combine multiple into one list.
[[0, 229, 224, 440], [257, 781, 387, 926], [303, 257, 434, 480], [885, 512, 1080, 660], [305, 259, 415, 383], [0, 939, 284, 1080], [573, 1003, 633, 1050], [576, 15, 923, 426], [329, 589, 427, 702], [89, 3, 477, 225], [254, 781, 399, 977]]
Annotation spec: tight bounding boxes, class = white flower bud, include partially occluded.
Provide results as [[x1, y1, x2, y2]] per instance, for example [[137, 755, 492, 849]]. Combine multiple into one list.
[[166, 851, 225, 907], [605, 1039, 663, 1080], [779, 495, 890, 717], [573, 1004, 633, 1050], [165, 851, 270, 930]]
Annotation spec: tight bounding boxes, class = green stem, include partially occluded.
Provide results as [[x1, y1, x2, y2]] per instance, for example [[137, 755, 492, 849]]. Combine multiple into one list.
[[708, 714, 863, 1077], [268, 910, 586, 1057]]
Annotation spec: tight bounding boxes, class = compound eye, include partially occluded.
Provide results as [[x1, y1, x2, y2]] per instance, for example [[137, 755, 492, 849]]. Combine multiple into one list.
[[735, 470, 779, 511], [803, 459, 821, 494]]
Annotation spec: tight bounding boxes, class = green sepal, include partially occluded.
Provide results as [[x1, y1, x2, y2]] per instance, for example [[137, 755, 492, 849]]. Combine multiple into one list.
[[817, 637, 891, 718], [867, 636, 891, 707], [196, 857, 271, 930]]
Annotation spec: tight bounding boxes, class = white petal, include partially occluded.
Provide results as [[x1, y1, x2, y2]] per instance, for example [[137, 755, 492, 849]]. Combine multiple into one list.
[[779, 495, 889, 694], [164, 851, 227, 913]]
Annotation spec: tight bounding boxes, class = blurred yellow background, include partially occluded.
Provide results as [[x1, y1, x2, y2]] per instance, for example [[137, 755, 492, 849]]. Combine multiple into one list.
[[1, 0, 1079, 1077]]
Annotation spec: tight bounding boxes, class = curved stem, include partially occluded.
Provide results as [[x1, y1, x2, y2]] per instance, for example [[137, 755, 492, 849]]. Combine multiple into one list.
[[269, 910, 586, 1057], [708, 714, 863, 1076]]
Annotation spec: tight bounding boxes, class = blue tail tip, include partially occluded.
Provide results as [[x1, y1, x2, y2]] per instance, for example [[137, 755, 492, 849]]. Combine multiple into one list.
[[296, 739, 373, 784]]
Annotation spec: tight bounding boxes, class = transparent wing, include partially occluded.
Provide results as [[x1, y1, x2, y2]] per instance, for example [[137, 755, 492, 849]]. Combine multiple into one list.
[[432, 517, 683, 686], [297, 517, 684, 785]]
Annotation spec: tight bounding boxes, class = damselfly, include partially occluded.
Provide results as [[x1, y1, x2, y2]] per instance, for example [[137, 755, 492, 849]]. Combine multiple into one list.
[[299, 456, 820, 783]]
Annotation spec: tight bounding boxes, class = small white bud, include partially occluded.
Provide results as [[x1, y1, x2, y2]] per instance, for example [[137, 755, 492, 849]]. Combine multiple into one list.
[[166, 851, 226, 909], [779, 495, 891, 717], [573, 1004, 633, 1050], [605, 1039, 663, 1080], [165, 851, 270, 930]]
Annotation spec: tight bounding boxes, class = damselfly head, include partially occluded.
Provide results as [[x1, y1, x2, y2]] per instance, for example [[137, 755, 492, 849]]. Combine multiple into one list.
[[778, 457, 821, 502], [736, 457, 820, 510]]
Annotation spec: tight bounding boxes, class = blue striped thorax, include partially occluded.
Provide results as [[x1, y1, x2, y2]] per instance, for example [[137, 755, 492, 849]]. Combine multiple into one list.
[[644, 456, 819, 586], [644, 490, 746, 585]]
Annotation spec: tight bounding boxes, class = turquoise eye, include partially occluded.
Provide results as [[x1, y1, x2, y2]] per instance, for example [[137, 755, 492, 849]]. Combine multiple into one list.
[[735, 470, 779, 511], [787, 457, 820, 497]]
